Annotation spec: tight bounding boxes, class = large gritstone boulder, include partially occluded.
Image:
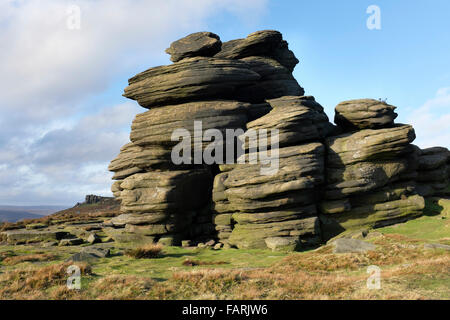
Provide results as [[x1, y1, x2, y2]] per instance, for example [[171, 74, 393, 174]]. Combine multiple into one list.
[[165, 32, 222, 62], [215, 30, 299, 72], [107, 30, 443, 250], [334, 99, 398, 131], [320, 102, 425, 240]]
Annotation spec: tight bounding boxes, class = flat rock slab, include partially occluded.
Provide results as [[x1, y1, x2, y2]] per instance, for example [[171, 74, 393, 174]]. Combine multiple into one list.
[[331, 238, 376, 253], [66, 247, 111, 262], [123, 57, 260, 108], [59, 238, 84, 246], [2, 229, 70, 244], [424, 243, 450, 251], [165, 32, 222, 62], [334, 99, 398, 131]]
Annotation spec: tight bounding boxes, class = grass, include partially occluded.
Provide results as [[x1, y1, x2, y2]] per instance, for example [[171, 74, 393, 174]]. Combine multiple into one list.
[[0, 197, 448, 299], [182, 258, 229, 266], [2, 253, 57, 266], [125, 244, 163, 259], [378, 198, 450, 244]]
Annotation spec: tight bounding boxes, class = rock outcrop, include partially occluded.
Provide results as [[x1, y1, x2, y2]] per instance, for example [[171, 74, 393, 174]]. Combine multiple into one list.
[[106, 30, 448, 250], [320, 100, 425, 240]]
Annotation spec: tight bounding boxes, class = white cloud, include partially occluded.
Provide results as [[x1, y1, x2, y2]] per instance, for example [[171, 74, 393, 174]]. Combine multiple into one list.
[[0, 0, 268, 205], [0, 0, 267, 116], [407, 87, 450, 149], [0, 102, 141, 205]]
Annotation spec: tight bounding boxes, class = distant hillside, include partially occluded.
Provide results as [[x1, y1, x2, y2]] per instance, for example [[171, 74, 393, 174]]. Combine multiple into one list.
[[0, 205, 67, 223]]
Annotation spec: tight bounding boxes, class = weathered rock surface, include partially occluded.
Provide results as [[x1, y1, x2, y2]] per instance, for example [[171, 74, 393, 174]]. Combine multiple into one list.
[[245, 96, 333, 148], [331, 238, 376, 253], [416, 147, 450, 196], [165, 32, 221, 62], [67, 247, 111, 262], [215, 142, 325, 249], [215, 30, 299, 71], [104, 30, 447, 251], [335, 99, 398, 131], [130, 100, 249, 147], [1, 230, 70, 245], [119, 169, 211, 214], [123, 57, 260, 108], [235, 57, 304, 101], [326, 125, 416, 167]]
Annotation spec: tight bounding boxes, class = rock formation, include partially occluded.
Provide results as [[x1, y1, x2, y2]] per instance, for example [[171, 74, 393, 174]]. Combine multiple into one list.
[[107, 30, 450, 250]]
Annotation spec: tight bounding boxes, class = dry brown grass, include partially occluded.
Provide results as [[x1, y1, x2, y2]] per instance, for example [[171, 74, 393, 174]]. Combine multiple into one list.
[[2, 253, 57, 266], [0, 232, 448, 300], [0, 201, 120, 232], [0, 262, 92, 299], [182, 258, 229, 266], [126, 243, 163, 259]]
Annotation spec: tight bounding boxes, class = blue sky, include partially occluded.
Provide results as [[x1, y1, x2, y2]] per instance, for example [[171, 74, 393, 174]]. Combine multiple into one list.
[[0, 0, 449, 205]]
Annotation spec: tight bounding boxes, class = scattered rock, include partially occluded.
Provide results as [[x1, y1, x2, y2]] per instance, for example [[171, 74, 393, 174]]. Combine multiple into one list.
[[1, 230, 70, 245], [331, 238, 376, 253], [265, 237, 298, 252], [59, 238, 84, 246], [66, 247, 111, 262], [424, 243, 450, 251], [42, 241, 58, 247], [25, 223, 47, 230], [165, 32, 222, 62], [181, 240, 192, 248], [87, 233, 101, 244]]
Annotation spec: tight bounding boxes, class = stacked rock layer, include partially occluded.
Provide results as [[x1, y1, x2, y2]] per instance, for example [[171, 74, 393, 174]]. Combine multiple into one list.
[[108, 30, 306, 246], [108, 30, 449, 250], [319, 99, 425, 239]]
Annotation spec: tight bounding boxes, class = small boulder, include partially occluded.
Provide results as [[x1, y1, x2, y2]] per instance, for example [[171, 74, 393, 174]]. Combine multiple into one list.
[[265, 237, 298, 252], [213, 243, 223, 250], [331, 238, 376, 253], [165, 32, 222, 62], [25, 223, 47, 230], [59, 238, 84, 246], [87, 233, 101, 244], [66, 247, 111, 262], [181, 240, 192, 248]]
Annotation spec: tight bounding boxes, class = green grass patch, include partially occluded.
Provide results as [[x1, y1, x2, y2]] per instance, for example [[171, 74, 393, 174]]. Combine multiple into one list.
[[92, 246, 287, 281], [378, 198, 450, 243]]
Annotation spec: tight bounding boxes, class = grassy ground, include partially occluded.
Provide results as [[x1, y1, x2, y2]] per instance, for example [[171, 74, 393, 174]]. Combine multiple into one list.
[[0, 198, 448, 300]]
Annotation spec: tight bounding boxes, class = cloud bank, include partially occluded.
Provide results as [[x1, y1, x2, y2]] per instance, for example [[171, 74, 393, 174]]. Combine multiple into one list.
[[0, 0, 267, 205], [407, 87, 450, 149]]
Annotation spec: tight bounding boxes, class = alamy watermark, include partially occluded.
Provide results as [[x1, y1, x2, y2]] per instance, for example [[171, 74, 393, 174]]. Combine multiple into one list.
[[367, 5, 381, 30], [67, 265, 81, 290], [171, 121, 280, 176], [366, 265, 381, 290], [67, 4, 81, 30]]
